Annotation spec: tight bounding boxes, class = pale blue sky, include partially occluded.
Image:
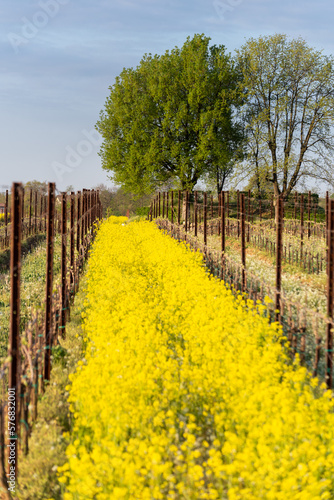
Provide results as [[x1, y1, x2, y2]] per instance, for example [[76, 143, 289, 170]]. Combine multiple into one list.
[[1, 0, 333, 192]]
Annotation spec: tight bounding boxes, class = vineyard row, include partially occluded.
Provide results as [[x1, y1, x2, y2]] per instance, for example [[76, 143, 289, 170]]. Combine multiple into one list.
[[0, 183, 102, 497], [149, 190, 334, 391]]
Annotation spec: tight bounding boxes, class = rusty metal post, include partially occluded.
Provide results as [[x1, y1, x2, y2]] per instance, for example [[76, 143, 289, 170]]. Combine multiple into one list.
[[203, 192, 207, 246], [241, 194, 246, 292], [185, 191, 189, 232], [70, 192, 75, 288], [85, 190, 89, 237], [89, 190, 92, 232], [81, 189, 85, 244], [227, 191, 229, 236], [300, 194, 304, 261], [194, 191, 198, 237], [237, 190, 240, 238], [162, 192, 165, 219], [34, 191, 38, 235], [171, 191, 174, 224], [44, 195, 47, 233], [76, 192, 81, 254], [60, 193, 67, 338], [39, 193, 43, 232], [29, 190, 32, 235], [158, 192, 161, 217], [247, 190, 251, 243], [177, 191, 181, 225], [218, 192, 221, 236], [326, 199, 334, 389], [21, 188, 24, 226], [326, 192, 329, 269], [221, 192, 225, 253], [275, 196, 283, 323], [166, 191, 169, 221], [44, 183, 55, 382], [308, 191, 311, 238], [9, 182, 23, 480]]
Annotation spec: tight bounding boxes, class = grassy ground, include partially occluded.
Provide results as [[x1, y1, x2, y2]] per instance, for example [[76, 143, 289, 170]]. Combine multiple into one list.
[[14, 275, 87, 500], [0, 234, 47, 273], [0, 235, 62, 362], [205, 232, 327, 314]]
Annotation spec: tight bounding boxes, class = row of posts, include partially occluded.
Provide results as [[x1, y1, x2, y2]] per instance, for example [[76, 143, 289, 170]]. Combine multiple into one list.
[[6, 183, 101, 491], [150, 190, 333, 389]]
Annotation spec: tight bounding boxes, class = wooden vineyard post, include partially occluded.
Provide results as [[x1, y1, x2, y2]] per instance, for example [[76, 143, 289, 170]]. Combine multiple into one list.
[[203, 192, 207, 246], [275, 196, 283, 323], [44, 183, 55, 382], [9, 182, 23, 480], [166, 192, 169, 221], [241, 194, 246, 293], [326, 199, 334, 389], [158, 192, 161, 217]]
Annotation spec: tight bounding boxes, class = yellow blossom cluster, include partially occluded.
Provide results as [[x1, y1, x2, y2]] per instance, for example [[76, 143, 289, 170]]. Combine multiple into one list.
[[59, 217, 334, 499]]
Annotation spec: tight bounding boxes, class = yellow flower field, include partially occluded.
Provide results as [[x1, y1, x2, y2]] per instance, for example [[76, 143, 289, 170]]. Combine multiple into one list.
[[59, 217, 334, 499]]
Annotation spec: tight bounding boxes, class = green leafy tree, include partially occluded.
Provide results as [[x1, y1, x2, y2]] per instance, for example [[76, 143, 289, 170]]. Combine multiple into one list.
[[237, 34, 334, 198], [24, 180, 48, 195], [96, 34, 243, 196]]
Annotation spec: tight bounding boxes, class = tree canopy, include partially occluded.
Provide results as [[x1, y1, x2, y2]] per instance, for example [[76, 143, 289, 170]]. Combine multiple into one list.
[[237, 34, 334, 198], [96, 34, 243, 195]]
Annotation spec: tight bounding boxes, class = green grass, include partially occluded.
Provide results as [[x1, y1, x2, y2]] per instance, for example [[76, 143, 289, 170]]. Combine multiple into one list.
[[0, 235, 62, 362], [14, 275, 87, 500]]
